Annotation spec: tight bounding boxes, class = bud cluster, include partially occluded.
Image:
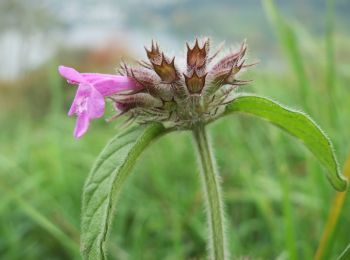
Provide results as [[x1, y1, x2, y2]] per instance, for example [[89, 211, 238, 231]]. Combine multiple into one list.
[[113, 38, 252, 129]]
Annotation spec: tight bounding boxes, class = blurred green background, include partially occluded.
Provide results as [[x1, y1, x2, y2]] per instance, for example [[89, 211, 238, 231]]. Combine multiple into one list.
[[1, 0, 350, 259]]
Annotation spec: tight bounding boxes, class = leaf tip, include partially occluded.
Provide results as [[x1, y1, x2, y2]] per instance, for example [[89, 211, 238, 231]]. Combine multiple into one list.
[[331, 175, 348, 192]]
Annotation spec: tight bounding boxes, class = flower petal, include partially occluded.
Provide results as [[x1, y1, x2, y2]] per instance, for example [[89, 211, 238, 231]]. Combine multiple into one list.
[[88, 87, 105, 118], [58, 65, 86, 84], [74, 111, 90, 139], [82, 74, 141, 96], [68, 84, 91, 116], [81, 73, 116, 82]]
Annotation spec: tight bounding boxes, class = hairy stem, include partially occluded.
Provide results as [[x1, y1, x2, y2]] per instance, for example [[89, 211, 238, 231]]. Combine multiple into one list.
[[193, 123, 228, 260]]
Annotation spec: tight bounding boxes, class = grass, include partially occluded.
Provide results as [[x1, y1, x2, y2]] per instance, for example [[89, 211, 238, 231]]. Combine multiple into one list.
[[315, 154, 350, 260], [1, 1, 350, 259]]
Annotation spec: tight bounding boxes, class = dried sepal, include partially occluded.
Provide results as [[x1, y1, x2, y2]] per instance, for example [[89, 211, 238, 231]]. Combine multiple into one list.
[[145, 40, 162, 64], [152, 54, 180, 84], [211, 62, 242, 86], [205, 41, 248, 94], [186, 38, 209, 70], [184, 70, 207, 94], [113, 93, 163, 110], [130, 67, 160, 86], [210, 41, 247, 73]]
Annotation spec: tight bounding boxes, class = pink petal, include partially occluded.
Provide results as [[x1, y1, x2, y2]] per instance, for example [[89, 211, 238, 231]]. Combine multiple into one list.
[[81, 73, 117, 82], [94, 78, 141, 96], [82, 74, 141, 96], [58, 65, 86, 84], [74, 111, 90, 139], [59, 66, 143, 139], [88, 87, 105, 118], [68, 84, 91, 116]]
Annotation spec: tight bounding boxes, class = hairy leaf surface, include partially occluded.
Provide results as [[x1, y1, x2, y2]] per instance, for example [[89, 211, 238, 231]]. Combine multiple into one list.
[[81, 123, 167, 259]]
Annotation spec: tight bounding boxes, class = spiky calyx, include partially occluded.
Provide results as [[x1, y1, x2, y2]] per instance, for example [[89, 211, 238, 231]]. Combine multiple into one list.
[[114, 38, 253, 129]]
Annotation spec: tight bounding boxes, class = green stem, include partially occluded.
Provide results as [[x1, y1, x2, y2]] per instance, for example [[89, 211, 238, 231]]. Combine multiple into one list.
[[193, 123, 227, 260]]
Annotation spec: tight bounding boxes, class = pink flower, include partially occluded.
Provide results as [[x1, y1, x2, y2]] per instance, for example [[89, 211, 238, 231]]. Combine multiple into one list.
[[58, 65, 141, 138]]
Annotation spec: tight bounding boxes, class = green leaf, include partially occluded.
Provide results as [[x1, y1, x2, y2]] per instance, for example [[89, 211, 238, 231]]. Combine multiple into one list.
[[81, 123, 167, 259], [224, 95, 348, 191]]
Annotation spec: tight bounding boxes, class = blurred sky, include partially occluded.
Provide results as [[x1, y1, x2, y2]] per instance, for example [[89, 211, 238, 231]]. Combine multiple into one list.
[[0, 0, 349, 79]]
